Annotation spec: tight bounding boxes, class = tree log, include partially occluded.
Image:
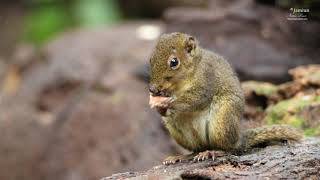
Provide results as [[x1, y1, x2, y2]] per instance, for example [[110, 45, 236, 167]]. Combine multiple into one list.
[[102, 138, 320, 179]]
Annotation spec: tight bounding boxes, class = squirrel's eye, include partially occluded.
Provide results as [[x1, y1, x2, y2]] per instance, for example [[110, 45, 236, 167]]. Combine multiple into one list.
[[168, 57, 180, 70]]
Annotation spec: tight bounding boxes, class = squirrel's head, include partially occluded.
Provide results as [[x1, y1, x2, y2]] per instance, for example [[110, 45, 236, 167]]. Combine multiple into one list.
[[149, 32, 200, 98]]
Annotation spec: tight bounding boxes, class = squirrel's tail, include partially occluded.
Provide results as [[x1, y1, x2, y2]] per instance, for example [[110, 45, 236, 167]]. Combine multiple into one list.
[[238, 125, 303, 152]]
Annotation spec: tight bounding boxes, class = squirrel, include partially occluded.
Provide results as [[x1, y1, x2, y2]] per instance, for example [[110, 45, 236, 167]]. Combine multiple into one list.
[[148, 32, 302, 165]]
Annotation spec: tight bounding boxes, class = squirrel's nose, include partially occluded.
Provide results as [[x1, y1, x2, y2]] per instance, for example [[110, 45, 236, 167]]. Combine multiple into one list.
[[149, 85, 160, 96], [149, 85, 168, 97]]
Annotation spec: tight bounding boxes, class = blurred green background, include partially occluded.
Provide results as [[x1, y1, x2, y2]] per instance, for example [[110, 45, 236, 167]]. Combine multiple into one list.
[[23, 0, 122, 45], [2, 0, 317, 46]]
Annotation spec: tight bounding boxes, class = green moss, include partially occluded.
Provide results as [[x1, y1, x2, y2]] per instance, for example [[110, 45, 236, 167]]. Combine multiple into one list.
[[286, 116, 304, 128], [304, 126, 320, 137], [265, 95, 320, 135], [304, 128, 316, 136], [242, 81, 278, 97]]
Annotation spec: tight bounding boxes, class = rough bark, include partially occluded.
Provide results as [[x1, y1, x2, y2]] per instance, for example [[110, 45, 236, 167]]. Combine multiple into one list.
[[102, 138, 320, 179]]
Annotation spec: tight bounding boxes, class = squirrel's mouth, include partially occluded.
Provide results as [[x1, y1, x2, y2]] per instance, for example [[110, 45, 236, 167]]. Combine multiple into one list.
[[149, 94, 174, 116]]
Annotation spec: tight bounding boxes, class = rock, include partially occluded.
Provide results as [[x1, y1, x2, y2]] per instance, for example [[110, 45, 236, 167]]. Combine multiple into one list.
[[241, 81, 277, 127], [242, 80, 278, 109], [242, 81, 278, 98], [289, 64, 320, 86], [0, 102, 49, 180], [102, 138, 320, 179], [241, 65, 320, 136], [41, 90, 177, 180]]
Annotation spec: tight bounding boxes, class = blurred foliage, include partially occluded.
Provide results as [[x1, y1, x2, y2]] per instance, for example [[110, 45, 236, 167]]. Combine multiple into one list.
[[23, 0, 122, 45], [20, 0, 320, 45], [73, 0, 121, 27], [23, 4, 72, 45]]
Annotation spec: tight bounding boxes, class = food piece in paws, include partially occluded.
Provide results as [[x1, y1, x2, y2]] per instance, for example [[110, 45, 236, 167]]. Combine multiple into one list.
[[149, 95, 173, 108]]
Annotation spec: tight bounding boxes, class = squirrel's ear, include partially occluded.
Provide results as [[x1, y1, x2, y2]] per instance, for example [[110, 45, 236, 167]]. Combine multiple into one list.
[[185, 36, 197, 56]]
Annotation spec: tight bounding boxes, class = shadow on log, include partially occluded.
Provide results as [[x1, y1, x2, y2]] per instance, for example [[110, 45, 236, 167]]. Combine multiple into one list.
[[102, 138, 320, 179]]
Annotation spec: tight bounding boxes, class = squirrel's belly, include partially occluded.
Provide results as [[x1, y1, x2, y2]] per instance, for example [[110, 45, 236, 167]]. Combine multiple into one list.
[[163, 108, 212, 152]]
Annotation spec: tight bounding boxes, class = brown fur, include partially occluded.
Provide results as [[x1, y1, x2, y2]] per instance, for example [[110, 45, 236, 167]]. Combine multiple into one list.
[[149, 32, 302, 155]]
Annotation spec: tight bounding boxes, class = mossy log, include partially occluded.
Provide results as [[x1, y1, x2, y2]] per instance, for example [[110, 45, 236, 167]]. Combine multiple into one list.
[[102, 138, 320, 179]]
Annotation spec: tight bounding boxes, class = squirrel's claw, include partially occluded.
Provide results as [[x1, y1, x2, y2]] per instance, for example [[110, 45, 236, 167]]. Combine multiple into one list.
[[193, 150, 215, 162], [193, 150, 226, 162], [164, 151, 223, 165], [163, 156, 181, 165]]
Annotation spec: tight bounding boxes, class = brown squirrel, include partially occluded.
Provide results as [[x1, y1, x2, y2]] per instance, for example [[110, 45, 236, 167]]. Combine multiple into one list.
[[148, 32, 302, 165]]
